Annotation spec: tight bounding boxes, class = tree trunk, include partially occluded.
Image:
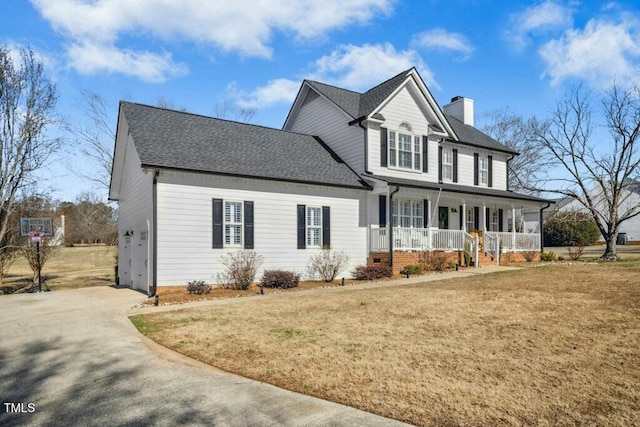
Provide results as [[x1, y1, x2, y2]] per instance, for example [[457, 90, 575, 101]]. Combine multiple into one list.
[[601, 234, 618, 261]]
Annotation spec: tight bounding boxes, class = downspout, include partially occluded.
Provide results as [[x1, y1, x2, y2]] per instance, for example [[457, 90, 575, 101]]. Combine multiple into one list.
[[388, 185, 400, 269], [539, 202, 551, 252], [150, 168, 159, 297]]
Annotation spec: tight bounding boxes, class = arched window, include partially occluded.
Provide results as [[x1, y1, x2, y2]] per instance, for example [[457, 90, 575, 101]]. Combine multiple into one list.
[[388, 122, 422, 171]]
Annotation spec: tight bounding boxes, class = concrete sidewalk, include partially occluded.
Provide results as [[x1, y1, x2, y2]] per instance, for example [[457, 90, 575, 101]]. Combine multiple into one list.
[[0, 286, 409, 426]]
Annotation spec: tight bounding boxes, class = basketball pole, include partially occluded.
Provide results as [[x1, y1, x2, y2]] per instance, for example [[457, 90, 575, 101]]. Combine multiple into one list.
[[37, 239, 42, 292]]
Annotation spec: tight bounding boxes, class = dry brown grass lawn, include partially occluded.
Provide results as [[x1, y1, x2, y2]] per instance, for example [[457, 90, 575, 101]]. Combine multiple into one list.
[[1, 245, 117, 293], [131, 262, 640, 426]]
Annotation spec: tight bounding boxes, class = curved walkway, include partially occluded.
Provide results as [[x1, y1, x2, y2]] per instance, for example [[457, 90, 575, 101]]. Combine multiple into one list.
[[0, 266, 517, 426]]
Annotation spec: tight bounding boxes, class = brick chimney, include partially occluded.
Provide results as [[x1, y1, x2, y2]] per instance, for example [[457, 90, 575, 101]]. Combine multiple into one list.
[[443, 96, 474, 127]]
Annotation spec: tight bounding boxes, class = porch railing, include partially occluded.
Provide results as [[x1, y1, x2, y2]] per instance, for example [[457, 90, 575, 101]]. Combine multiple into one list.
[[485, 231, 541, 252], [369, 227, 473, 252]]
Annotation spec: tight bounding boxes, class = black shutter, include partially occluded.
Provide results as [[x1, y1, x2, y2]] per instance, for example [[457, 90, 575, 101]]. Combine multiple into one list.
[[486, 207, 490, 230], [422, 136, 428, 173], [474, 207, 479, 230], [212, 198, 223, 249], [438, 146, 443, 182], [488, 155, 493, 188], [380, 127, 388, 167], [322, 206, 330, 248], [423, 199, 429, 228], [499, 209, 504, 232], [474, 153, 479, 186], [297, 204, 306, 249], [243, 201, 254, 249], [379, 195, 387, 226], [453, 149, 458, 183], [459, 205, 464, 230]]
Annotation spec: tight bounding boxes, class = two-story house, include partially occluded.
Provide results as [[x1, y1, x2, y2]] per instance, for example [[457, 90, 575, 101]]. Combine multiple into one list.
[[110, 67, 549, 295]]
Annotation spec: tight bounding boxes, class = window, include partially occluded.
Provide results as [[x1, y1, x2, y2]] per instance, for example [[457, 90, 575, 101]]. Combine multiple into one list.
[[224, 201, 243, 246], [213, 199, 254, 249], [491, 209, 499, 231], [442, 148, 453, 181], [297, 205, 330, 249], [392, 199, 423, 228], [479, 156, 488, 186], [466, 208, 475, 231], [387, 124, 422, 171], [306, 207, 321, 248]]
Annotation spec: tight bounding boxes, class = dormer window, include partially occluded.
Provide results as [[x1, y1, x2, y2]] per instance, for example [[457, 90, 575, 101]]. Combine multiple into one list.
[[387, 123, 422, 172]]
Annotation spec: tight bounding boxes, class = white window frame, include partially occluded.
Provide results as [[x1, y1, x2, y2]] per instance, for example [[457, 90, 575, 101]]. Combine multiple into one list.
[[442, 147, 453, 181], [306, 206, 322, 248], [224, 201, 243, 247], [466, 208, 475, 231], [392, 199, 424, 228], [490, 209, 499, 232], [388, 124, 422, 172], [479, 156, 489, 186]]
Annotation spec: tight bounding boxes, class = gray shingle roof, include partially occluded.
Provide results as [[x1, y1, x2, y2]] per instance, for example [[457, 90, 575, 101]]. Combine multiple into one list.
[[366, 174, 551, 203], [121, 102, 369, 190], [444, 115, 518, 155], [305, 81, 361, 118]]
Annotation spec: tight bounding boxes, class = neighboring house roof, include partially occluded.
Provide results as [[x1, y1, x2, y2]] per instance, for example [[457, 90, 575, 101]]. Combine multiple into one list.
[[120, 102, 370, 190], [365, 174, 551, 204], [304, 68, 515, 155]]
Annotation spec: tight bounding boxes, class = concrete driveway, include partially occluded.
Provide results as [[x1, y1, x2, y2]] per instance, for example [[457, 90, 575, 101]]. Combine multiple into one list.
[[0, 286, 408, 426]]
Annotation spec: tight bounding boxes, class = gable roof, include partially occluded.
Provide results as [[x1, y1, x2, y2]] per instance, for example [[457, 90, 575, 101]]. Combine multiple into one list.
[[298, 69, 514, 154], [119, 102, 370, 190]]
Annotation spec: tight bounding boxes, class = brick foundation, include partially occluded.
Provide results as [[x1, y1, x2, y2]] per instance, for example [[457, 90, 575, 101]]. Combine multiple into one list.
[[500, 251, 540, 263], [368, 251, 466, 275]]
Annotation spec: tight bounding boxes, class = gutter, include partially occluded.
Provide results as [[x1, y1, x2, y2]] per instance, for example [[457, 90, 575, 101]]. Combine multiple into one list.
[[150, 168, 159, 297], [388, 185, 401, 269]]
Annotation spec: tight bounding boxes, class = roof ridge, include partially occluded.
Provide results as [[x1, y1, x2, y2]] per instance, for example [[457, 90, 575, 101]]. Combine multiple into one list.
[[360, 67, 414, 97], [120, 100, 319, 139], [305, 80, 362, 95]]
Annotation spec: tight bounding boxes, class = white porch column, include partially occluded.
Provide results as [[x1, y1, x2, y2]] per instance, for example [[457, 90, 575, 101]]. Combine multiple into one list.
[[482, 203, 487, 234], [512, 207, 516, 251], [462, 203, 467, 232], [427, 199, 432, 250]]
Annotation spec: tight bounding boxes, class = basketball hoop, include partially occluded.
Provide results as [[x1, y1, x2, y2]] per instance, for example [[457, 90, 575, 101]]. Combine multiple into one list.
[[28, 231, 45, 244]]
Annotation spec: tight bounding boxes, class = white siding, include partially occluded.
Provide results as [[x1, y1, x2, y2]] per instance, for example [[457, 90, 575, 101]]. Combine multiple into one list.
[[155, 172, 367, 285], [115, 116, 153, 292], [288, 92, 365, 173]]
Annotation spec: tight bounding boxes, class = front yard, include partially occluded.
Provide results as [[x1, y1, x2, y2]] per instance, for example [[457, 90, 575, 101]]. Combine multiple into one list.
[[131, 261, 640, 426]]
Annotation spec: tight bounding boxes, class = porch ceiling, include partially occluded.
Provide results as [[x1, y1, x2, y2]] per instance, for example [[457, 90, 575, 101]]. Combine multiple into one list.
[[363, 174, 551, 205]]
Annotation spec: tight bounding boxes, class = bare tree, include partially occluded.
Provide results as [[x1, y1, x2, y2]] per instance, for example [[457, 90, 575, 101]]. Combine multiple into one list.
[[0, 45, 60, 256], [215, 100, 256, 123], [480, 109, 548, 194], [533, 83, 640, 260]]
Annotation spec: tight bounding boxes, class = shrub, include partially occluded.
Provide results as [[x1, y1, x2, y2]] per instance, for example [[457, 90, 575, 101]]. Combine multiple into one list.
[[522, 251, 538, 262], [419, 251, 450, 272], [353, 265, 392, 280], [187, 280, 211, 295], [544, 210, 600, 247], [463, 240, 471, 266], [220, 250, 263, 290], [308, 249, 350, 282], [403, 264, 424, 275], [540, 251, 557, 262], [260, 270, 300, 289], [567, 241, 585, 261]]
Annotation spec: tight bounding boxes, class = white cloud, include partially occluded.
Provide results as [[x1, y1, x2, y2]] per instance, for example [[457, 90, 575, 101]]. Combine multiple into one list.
[[506, 1, 574, 51], [235, 43, 437, 110], [30, 0, 394, 81], [410, 28, 474, 59], [67, 41, 187, 83], [236, 78, 301, 109], [539, 18, 640, 87], [310, 43, 437, 91]]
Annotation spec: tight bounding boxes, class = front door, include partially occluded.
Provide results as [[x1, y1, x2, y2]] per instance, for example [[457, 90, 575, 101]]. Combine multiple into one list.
[[438, 206, 449, 229]]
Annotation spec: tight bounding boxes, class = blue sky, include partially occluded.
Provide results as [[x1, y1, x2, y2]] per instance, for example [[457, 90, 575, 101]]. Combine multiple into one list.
[[1, 0, 639, 202]]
